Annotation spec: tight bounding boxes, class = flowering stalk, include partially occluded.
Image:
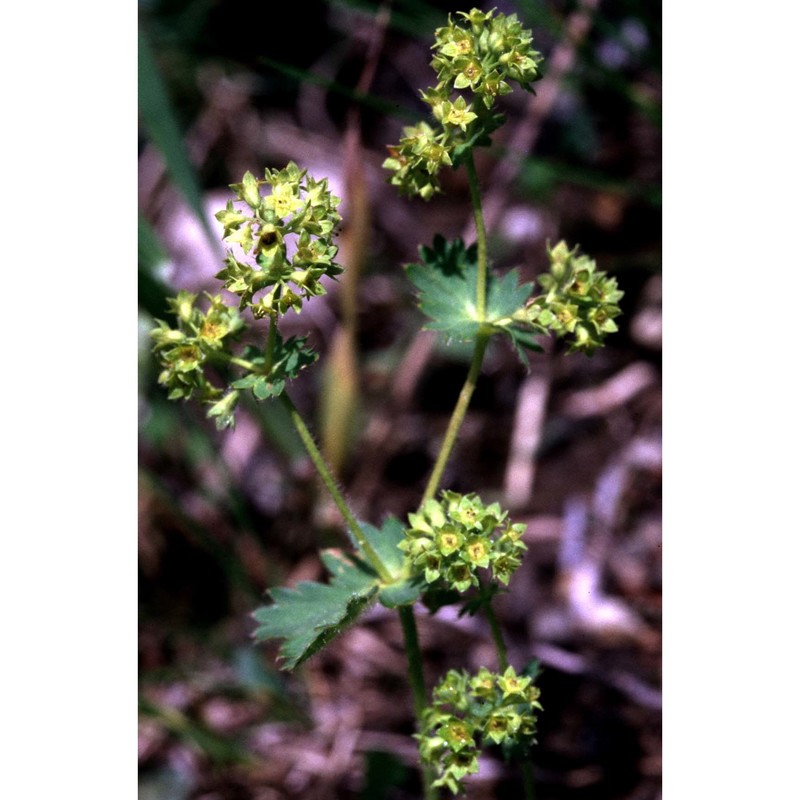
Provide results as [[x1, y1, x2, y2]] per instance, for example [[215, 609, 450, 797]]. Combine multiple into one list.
[[149, 8, 625, 798]]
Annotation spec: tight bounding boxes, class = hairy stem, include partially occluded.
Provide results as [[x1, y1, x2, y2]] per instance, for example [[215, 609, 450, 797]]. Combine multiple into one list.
[[465, 151, 488, 320], [280, 393, 392, 582], [398, 606, 438, 800], [421, 333, 489, 504]]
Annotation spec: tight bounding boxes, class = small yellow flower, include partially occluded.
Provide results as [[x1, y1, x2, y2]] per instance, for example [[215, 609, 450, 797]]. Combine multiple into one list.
[[444, 97, 478, 132], [436, 527, 463, 556], [265, 182, 303, 218]]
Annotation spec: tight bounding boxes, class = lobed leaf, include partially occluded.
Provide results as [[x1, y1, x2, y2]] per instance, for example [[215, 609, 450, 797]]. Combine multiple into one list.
[[252, 515, 424, 667], [252, 550, 379, 670], [379, 576, 424, 609], [356, 517, 408, 577], [406, 236, 544, 363], [356, 517, 423, 609]]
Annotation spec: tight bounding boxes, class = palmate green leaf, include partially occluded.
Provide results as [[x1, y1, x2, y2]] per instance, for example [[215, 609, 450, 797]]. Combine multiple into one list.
[[406, 235, 544, 362], [357, 517, 407, 575], [252, 550, 379, 670], [505, 324, 545, 367], [378, 576, 423, 608], [406, 236, 482, 341], [356, 517, 423, 609], [252, 518, 422, 669]]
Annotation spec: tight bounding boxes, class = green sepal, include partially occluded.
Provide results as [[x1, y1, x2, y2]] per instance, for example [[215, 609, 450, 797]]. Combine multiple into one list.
[[252, 549, 379, 670], [206, 391, 239, 430], [450, 112, 505, 166], [230, 334, 317, 401]]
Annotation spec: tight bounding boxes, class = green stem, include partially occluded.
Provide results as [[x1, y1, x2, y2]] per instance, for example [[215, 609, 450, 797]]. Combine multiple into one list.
[[420, 151, 491, 505], [279, 393, 392, 582], [483, 591, 509, 671], [481, 582, 537, 799], [227, 355, 258, 372], [398, 606, 438, 800], [522, 758, 536, 800], [264, 312, 278, 374], [421, 333, 489, 504], [465, 151, 488, 320]]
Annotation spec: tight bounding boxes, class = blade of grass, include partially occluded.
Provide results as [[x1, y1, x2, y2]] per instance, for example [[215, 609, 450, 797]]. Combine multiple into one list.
[[138, 27, 217, 250], [138, 214, 174, 319], [139, 697, 250, 765], [326, 0, 444, 38], [257, 54, 420, 124], [516, 152, 661, 205]]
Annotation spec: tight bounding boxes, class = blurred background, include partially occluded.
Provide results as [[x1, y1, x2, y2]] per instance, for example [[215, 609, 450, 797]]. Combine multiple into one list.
[[138, 1, 661, 798]]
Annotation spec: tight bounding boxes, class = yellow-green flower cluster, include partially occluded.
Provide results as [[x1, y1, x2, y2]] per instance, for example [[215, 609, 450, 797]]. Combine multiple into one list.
[[383, 8, 543, 199], [399, 491, 527, 592], [214, 162, 343, 318], [150, 163, 335, 430], [418, 666, 543, 794], [150, 290, 243, 407], [525, 241, 625, 353], [431, 8, 542, 99]]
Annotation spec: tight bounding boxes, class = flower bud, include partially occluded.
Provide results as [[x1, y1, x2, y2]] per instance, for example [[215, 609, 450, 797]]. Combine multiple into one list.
[[241, 171, 261, 209]]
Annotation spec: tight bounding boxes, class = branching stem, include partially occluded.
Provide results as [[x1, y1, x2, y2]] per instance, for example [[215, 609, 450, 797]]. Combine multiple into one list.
[[227, 355, 258, 372]]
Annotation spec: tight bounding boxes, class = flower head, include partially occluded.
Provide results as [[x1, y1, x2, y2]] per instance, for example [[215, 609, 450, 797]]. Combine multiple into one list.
[[384, 7, 543, 199], [419, 665, 543, 794], [400, 491, 527, 594], [214, 163, 342, 317]]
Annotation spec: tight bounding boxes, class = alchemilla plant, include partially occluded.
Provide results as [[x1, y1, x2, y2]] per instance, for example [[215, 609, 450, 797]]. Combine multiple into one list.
[[151, 8, 623, 798]]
